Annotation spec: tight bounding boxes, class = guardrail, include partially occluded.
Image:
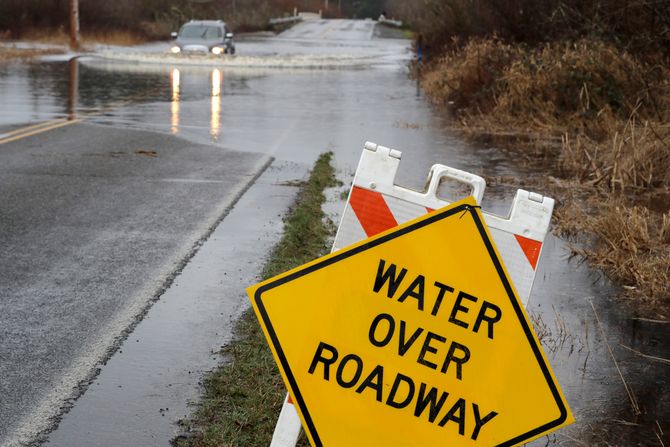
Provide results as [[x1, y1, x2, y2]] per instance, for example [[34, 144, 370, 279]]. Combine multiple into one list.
[[268, 15, 303, 26]]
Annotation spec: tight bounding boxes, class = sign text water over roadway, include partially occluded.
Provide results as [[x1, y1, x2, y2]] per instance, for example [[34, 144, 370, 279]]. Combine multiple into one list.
[[249, 198, 573, 446]]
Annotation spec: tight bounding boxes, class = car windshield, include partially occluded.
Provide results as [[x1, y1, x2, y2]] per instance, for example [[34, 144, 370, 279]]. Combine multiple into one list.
[[179, 25, 222, 39]]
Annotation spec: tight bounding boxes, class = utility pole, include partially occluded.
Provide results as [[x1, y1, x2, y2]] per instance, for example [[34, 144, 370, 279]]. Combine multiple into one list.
[[69, 0, 80, 51]]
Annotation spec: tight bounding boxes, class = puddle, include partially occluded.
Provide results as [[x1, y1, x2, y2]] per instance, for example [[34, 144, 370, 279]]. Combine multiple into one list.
[[0, 59, 169, 126], [527, 234, 669, 445]]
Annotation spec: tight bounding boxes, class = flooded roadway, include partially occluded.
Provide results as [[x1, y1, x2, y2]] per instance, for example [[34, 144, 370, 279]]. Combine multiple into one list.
[[1, 18, 668, 446]]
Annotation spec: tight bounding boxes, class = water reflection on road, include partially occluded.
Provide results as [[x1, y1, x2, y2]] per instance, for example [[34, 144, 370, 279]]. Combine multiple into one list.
[[0, 31, 667, 446], [168, 66, 222, 139]]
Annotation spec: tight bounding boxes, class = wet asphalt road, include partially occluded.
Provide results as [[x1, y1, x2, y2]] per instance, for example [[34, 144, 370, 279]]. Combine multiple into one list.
[[0, 123, 268, 444], [1, 18, 668, 447], [45, 159, 306, 447]]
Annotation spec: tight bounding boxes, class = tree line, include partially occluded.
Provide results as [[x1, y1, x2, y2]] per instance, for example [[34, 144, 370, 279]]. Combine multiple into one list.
[[388, 0, 670, 56], [0, 0, 390, 38]]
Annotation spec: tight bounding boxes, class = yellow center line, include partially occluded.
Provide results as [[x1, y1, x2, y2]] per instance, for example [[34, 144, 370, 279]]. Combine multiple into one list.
[[0, 118, 67, 138], [0, 65, 171, 146], [0, 95, 150, 147], [0, 119, 80, 146]]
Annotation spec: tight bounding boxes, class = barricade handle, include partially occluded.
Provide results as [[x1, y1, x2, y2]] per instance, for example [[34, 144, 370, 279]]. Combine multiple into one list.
[[425, 164, 486, 205]]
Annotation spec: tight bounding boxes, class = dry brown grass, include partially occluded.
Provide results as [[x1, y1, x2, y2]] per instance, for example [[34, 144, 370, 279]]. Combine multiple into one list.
[[557, 200, 670, 310], [393, 120, 424, 129], [422, 39, 669, 126], [84, 30, 147, 46], [561, 117, 670, 191], [422, 37, 520, 113], [0, 47, 63, 61], [588, 205, 670, 299], [497, 41, 665, 123], [420, 37, 670, 311], [20, 28, 147, 47]]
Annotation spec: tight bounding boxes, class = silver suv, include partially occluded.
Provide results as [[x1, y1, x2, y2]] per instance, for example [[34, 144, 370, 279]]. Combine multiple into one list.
[[171, 20, 235, 55]]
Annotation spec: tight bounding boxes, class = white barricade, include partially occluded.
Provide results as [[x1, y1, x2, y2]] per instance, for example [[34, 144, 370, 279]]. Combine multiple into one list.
[[269, 141, 555, 446]]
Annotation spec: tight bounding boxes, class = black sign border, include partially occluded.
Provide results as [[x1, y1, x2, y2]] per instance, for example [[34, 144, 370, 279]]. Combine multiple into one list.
[[254, 203, 568, 446]]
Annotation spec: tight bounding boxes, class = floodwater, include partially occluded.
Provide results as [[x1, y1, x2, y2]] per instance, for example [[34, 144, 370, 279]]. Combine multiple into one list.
[[530, 237, 668, 445], [1, 20, 668, 446]]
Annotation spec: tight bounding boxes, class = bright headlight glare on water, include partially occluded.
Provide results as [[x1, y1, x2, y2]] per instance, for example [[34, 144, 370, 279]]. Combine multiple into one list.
[[211, 47, 223, 55], [170, 46, 181, 54]]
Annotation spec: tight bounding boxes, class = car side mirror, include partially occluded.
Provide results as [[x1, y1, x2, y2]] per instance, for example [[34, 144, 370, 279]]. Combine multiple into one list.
[[225, 32, 234, 39], [171, 32, 178, 39]]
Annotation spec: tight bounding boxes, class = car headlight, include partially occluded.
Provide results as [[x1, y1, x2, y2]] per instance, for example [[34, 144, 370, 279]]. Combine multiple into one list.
[[170, 46, 181, 54], [211, 47, 223, 55]]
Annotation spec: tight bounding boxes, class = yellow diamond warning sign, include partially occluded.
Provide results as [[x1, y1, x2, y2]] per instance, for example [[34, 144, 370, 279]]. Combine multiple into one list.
[[247, 197, 573, 446]]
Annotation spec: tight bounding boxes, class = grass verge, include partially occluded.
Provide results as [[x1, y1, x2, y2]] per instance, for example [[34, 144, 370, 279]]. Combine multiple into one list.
[[0, 27, 148, 61], [0, 47, 63, 61], [18, 28, 148, 47], [418, 38, 670, 315], [173, 152, 340, 447]]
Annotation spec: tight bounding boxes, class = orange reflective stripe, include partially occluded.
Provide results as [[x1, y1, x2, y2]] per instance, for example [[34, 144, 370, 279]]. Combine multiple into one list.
[[514, 234, 542, 270], [348, 186, 398, 237]]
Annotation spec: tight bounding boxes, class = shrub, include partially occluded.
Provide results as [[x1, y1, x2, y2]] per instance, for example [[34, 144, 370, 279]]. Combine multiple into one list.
[[421, 38, 670, 126], [421, 38, 520, 111]]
